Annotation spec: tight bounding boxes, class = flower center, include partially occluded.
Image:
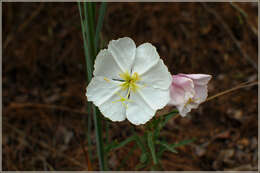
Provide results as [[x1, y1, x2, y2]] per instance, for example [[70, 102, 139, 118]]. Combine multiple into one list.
[[119, 71, 140, 94]]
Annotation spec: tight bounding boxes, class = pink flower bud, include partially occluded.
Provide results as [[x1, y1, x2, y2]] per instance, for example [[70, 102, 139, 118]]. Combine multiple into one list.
[[168, 74, 212, 117]]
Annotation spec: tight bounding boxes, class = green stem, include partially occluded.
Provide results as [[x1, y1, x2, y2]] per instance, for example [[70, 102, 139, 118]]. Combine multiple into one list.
[[92, 106, 105, 170]]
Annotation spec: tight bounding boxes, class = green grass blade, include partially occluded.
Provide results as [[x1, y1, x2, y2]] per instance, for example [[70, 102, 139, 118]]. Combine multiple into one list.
[[83, 3, 93, 63], [95, 2, 107, 52], [77, 2, 92, 81], [86, 2, 96, 57], [147, 131, 158, 165]]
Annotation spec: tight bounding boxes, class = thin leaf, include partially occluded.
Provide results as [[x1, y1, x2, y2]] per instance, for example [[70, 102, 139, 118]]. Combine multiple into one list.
[[95, 2, 107, 53], [140, 152, 148, 163], [157, 141, 178, 153], [158, 138, 195, 158], [171, 138, 196, 148], [92, 106, 105, 170], [135, 134, 146, 153], [87, 103, 93, 160], [86, 2, 96, 56], [162, 109, 179, 127], [147, 131, 157, 164], [77, 2, 92, 82], [154, 109, 178, 137], [105, 135, 137, 153]]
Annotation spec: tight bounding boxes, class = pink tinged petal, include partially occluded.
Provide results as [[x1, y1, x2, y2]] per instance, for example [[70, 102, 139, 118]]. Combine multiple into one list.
[[168, 75, 195, 106], [193, 85, 208, 104], [178, 74, 212, 85]]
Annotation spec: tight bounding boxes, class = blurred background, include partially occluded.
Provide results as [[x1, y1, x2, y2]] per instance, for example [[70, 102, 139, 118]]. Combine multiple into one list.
[[3, 2, 258, 171]]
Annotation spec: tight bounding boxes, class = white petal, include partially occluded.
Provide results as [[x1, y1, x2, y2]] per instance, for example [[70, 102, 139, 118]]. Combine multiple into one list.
[[132, 43, 160, 75], [98, 90, 127, 122], [137, 86, 170, 110], [93, 49, 123, 79], [193, 85, 208, 103], [139, 59, 172, 89], [86, 76, 121, 106], [126, 91, 155, 125], [108, 37, 136, 72]]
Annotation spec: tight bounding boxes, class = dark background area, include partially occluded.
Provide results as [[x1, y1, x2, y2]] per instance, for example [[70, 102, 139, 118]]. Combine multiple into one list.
[[3, 2, 258, 171]]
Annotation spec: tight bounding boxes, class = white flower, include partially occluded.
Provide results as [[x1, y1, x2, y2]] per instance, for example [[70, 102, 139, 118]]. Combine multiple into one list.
[[86, 37, 172, 125]]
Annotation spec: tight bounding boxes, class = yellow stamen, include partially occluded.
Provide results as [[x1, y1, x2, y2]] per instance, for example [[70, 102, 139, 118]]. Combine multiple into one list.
[[184, 98, 199, 107], [104, 77, 110, 82], [111, 92, 133, 109], [111, 71, 143, 108], [119, 71, 141, 93]]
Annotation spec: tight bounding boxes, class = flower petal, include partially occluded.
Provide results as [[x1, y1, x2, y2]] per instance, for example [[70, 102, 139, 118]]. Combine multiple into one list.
[[193, 85, 208, 103], [94, 49, 123, 79], [108, 37, 136, 72], [177, 103, 198, 117], [137, 86, 170, 110], [178, 74, 212, 85], [126, 91, 155, 125], [132, 43, 160, 75], [86, 76, 122, 106], [98, 90, 127, 122], [139, 59, 172, 89], [168, 75, 195, 105]]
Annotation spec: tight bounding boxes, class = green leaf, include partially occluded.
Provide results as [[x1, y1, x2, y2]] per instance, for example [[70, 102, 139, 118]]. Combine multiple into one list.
[[92, 106, 105, 170], [135, 134, 146, 153], [105, 135, 137, 153], [86, 2, 96, 57], [147, 131, 158, 164], [158, 138, 195, 158], [154, 109, 178, 137], [162, 109, 179, 127], [135, 162, 148, 170], [157, 141, 178, 153], [95, 2, 107, 53], [77, 2, 92, 82], [171, 138, 196, 148], [140, 152, 148, 163]]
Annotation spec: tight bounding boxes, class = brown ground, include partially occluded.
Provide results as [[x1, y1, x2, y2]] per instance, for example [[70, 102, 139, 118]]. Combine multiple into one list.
[[3, 2, 258, 171]]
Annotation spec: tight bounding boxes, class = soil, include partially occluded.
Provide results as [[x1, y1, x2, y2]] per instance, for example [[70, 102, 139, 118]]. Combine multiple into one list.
[[3, 2, 258, 171]]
